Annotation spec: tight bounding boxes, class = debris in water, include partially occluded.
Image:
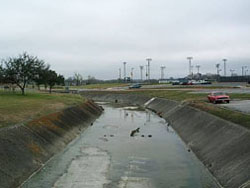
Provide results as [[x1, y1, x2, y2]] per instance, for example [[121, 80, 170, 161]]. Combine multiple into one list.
[[99, 137, 108, 142], [141, 135, 145, 137], [130, 128, 140, 137], [110, 135, 114, 137], [104, 135, 107, 137], [148, 135, 152, 138], [157, 112, 163, 118]]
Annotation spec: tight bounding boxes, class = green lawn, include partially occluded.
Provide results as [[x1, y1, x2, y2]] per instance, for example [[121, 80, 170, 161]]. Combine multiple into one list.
[[70, 83, 129, 89], [0, 91, 85, 128]]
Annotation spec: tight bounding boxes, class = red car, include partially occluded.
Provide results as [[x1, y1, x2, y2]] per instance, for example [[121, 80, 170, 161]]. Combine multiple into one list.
[[208, 92, 230, 104]]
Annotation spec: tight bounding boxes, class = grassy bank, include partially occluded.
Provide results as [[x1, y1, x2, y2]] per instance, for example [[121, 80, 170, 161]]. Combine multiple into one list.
[[0, 91, 85, 128]]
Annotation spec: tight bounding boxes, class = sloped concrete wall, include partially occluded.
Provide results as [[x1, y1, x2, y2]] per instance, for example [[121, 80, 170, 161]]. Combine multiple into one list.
[[0, 100, 103, 188], [84, 92, 250, 188]]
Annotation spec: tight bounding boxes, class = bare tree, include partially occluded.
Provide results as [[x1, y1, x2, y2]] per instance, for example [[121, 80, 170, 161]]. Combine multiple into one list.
[[3, 52, 46, 95], [74, 72, 83, 86]]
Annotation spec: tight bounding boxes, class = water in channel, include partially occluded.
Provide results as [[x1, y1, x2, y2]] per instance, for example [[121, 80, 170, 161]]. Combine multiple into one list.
[[21, 103, 219, 188]]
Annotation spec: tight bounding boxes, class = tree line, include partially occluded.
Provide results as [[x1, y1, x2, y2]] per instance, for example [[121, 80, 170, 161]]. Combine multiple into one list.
[[0, 52, 64, 95]]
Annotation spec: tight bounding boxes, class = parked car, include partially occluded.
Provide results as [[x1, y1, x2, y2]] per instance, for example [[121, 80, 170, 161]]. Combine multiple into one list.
[[208, 92, 230, 104], [192, 80, 212, 85], [129, 83, 141, 89], [171, 80, 180, 85], [180, 80, 193, 85]]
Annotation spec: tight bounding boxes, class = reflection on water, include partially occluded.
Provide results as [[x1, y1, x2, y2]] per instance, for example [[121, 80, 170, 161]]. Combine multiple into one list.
[[22, 104, 219, 188]]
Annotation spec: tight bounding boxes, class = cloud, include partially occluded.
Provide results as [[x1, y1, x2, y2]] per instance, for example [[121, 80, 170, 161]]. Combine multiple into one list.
[[0, 0, 250, 79]]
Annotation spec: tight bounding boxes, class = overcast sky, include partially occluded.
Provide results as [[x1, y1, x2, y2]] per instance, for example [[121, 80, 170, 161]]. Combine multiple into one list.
[[1, 0, 250, 79]]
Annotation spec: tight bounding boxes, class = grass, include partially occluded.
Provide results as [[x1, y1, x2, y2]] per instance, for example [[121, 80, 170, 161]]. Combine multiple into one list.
[[191, 101, 250, 129], [0, 90, 85, 128], [70, 83, 129, 89]]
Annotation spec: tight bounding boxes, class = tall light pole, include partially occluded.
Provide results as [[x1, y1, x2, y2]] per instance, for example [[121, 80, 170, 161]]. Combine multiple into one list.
[[242, 66, 247, 76], [245, 69, 248, 76], [230, 69, 235, 76], [145, 64, 148, 80], [187, 57, 193, 76], [130, 67, 134, 80], [196, 65, 201, 74], [139, 66, 144, 81], [123, 62, 127, 79], [118, 68, 121, 79], [216, 64, 221, 75], [146, 58, 152, 81], [222, 59, 227, 76], [160, 66, 166, 80]]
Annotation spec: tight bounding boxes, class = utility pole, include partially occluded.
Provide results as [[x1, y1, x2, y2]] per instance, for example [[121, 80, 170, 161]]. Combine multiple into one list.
[[196, 65, 200, 74], [187, 57, 193, 76], [123, 62, 127, 79], [222, 59, 227, 76], [160, 66, 166, 80], [146, 58, 152, 81], [139, 66, 144, 81]]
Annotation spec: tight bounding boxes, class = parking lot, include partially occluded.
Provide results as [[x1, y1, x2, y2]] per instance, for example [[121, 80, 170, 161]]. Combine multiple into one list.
[[220, 100, 250, 114]]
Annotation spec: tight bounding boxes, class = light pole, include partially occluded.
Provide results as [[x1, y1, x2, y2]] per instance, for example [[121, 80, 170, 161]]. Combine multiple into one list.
[[242, 66, 247, 76], [216, 64, 221, 75], [146, 58, 152, 81], [187, 57, 193, 76], [245, 69, 248, 76], [230, 69, 235, 76], [130, 68, 134, 80], [139, 66, 144, 81], [160, 66, 166, 80], [123, 62, 127, 79], [118, 68, 121, 80], [222, 59, 227, 76], [196, 65, 200, 74]]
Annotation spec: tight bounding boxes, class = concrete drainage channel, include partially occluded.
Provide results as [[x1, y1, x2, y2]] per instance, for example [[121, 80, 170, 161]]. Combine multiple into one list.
[[21, 102, 220, 188], [1, 93, 249, 187], [81, 92, 250, 188], [0, 100, 103, 188]]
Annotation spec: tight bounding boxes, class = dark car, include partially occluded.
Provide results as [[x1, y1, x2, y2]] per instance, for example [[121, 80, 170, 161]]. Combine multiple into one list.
[[129, 83, 141, 89]]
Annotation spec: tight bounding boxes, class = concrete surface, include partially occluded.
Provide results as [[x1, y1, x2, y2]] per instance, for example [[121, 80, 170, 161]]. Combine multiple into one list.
[[220, 100, 250, 114]]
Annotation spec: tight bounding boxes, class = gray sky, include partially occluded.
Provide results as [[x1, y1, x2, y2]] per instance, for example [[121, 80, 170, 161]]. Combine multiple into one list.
[[1, 0, 250, 79]]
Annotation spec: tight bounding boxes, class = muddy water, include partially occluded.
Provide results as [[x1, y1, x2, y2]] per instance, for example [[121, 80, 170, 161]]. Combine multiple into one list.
[[22, 103, 219, 188]]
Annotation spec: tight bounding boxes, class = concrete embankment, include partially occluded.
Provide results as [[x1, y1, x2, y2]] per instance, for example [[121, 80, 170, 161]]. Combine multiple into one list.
[[83, 92, 250, 188], [0, 100, 103, 188]]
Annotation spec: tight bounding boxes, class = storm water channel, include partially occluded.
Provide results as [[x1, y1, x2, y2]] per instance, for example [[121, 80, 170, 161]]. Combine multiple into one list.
[[21, 103, 219, 188]]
